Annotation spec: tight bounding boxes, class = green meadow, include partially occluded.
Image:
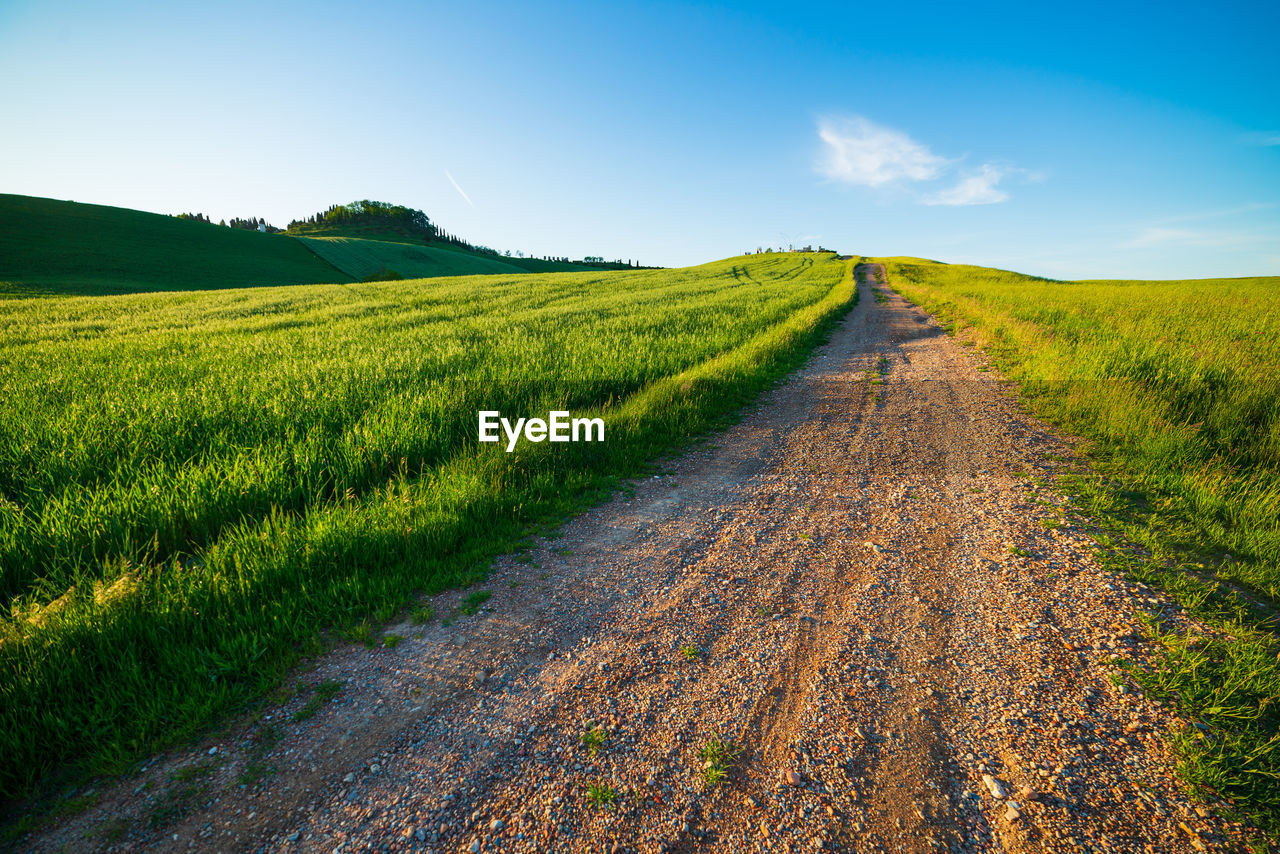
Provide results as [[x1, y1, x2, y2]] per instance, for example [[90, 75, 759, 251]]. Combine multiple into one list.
[[298, 235, 541, 280], [0, 195, 621, 298], [0, 252, 855, 799], [0, 195, 352, 296], [884, 259, 1280, 834]]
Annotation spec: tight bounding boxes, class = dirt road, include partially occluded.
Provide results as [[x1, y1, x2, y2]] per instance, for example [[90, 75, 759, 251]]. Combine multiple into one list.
[[28, 264, 1255, 853]]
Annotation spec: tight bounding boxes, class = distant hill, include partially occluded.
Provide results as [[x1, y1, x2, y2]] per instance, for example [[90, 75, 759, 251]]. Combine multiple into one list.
[[287, 199, 639, 275], [0, 194, 352, 296], [298, 236, 532, 280], [0, 194, 642, 297], [298, 236, 640, 281], [500, 256, 626, 274], [286, 200, 444, 245]]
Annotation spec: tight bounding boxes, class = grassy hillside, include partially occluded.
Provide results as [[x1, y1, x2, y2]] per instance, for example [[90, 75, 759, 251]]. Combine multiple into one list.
[[286, 200, 637, 273], [0, 252, 855, 800], [0, 194, 352, 296], [298, 235, 631, 280], [883, 258, 1280, 835], [0, 194, 636, 297], [298, 235, 533, 279], [497, 255, 638, 274], [285, 213, 437, 244]]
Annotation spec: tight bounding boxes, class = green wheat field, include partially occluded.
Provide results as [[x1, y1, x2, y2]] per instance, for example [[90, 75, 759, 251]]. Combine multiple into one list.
[[0, 248, 854, 799]]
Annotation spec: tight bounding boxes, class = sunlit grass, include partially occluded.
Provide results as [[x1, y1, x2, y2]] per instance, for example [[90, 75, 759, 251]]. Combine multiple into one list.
[[0, 252, 856, 802]]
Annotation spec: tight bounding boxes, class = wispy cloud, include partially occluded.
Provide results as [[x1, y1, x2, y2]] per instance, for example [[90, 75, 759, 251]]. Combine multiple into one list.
[[816, 117, 948, 187], [816, 116, 1032, 206], [445, 169, 474, 207], [925, 164, 1010, 206]]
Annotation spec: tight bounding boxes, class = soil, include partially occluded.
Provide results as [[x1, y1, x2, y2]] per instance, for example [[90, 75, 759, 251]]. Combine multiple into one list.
[[21, 264, 1258, 853]]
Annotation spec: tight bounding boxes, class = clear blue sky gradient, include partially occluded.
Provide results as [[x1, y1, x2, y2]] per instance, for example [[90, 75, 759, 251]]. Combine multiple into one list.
[[2, 0, 1277, 278]]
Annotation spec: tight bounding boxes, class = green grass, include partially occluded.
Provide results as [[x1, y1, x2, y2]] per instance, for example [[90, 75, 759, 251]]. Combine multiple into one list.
[[286, 214, 634, 275], [883, 257, 1280, 838], [697, 736, 743, 787], [0, 251, 855, 803], [0, 195, 352, 296], [0, 195, 629, 299], [584, 781, 617, 809], [457, 590, 492, 616], [498, 255, 632, 274], [579, 725, 608, 756], [297, 236, 538, 280], [339, 621, 376, 648]]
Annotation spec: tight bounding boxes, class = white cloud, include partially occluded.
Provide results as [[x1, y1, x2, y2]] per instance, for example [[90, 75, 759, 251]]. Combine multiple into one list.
[[924, 164, 1010, 206], [815, 116, 1034, 206], [816, 117, 948, 187]]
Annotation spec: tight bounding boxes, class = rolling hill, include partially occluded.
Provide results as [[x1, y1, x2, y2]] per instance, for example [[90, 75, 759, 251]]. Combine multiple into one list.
[[0, 194, 353, 296], [0, 194, 638, 297], [297, 236, 536, 280]]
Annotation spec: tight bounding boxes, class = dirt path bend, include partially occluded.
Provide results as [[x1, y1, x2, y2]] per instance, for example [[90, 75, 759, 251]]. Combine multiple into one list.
[[25, 264, 1257, 854]]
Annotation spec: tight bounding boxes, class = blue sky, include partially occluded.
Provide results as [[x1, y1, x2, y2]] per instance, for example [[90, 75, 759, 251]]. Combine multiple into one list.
[[2, 0, 1277, 278]]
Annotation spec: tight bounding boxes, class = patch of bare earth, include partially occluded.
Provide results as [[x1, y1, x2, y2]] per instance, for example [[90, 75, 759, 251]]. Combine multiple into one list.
[[22, 265, 1259, 853]]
